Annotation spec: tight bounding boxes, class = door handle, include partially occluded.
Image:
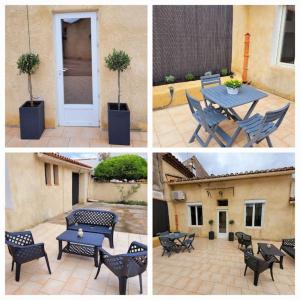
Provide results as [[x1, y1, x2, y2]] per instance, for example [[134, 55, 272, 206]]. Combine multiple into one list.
[[62, 68, 69, 72]]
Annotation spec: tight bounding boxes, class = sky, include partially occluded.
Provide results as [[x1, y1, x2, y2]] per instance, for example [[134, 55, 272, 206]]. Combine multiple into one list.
[[60, 153, 147, 160], [175, 153, 295, 175]]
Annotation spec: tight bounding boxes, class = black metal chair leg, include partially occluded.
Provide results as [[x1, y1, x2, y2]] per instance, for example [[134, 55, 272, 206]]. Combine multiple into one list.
[[244, 265, 247, 276], [109, 236, 114, 248], [139, 274, 143, 294], [119, 276, 127, 295], [11, 260, 14, 271], [270, 265, 274, 281], [44, 254, 51, 274], [254, 272, 259, 286], [15, 263, 21, 282], [94, 262, 102, 279]]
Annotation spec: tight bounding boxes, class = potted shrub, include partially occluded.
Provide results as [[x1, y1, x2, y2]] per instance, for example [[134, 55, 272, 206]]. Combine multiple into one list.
[[105, 49, 131, 145], [224, 79, 242, 95], [165, 75, 175, 84], [185, 73, 195, 81], [228, 220, 235, 241], [17, 52, 44, 139], [208, 219, 214, 240]]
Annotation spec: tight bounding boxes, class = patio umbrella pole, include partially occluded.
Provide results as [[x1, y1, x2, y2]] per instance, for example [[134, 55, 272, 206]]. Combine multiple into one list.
[[242, 33, 250, 84]]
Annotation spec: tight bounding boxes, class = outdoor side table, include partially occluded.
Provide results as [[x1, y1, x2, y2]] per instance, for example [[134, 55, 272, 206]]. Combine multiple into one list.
[[257, 243, 285, 269], [56, 230, 104, 267], [202, 85, 268, 146]]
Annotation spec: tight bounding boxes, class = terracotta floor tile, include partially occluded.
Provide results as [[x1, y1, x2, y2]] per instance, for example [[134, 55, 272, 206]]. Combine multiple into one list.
[[5, 126, 146, 147], [153, 93, 294, 147], [153, 237, 294, 295], [40, 279, 65, 294]]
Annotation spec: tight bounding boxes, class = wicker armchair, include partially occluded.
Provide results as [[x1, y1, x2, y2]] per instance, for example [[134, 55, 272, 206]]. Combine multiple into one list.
[[94, 241, 147, 295], [235, 232, 252, 250], [182, 233, 195, 252], [280, 238, 295, 259], [159, 236, 182, 257], [244, 248, 275, 286], [5, 231, 51, 282]]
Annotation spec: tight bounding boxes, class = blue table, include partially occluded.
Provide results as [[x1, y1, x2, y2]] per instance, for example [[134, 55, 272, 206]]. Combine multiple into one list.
[[202, 85, 268, 146], [56, 230, 104, 267]]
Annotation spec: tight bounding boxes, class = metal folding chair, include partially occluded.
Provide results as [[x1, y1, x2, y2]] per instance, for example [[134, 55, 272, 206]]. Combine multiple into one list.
[[200, 74, 231, 119], [237, 104, 290, 147], [186, 91, 227, 147]]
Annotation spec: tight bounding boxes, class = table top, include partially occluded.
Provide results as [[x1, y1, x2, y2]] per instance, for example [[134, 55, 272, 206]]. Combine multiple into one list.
[[56, 230, 104, 247], [258, 243, 285, 256], [202, 85, 268, 109], [160, 232, 187, 240]]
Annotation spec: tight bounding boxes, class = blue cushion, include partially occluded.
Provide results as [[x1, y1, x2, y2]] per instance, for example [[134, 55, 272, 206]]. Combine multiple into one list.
[[68, 224, 112, 235]]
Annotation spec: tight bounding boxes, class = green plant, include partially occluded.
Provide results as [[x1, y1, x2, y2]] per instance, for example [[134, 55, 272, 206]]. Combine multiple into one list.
[[229, 220, 234, 225], [17, 52, 40, 106], [185, 73, 195, 81], [208, 219, 214, 230], [165, 75, 175, 84], [116, 183, 141, 202], [105, 49, 131, 110], [224, 79, 242, 89], [220, 68, 228, 76], [94, 154, 147, 180]]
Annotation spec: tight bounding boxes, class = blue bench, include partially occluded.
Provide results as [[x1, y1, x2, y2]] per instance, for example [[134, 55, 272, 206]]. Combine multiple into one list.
[[66, 208, 118, 248]]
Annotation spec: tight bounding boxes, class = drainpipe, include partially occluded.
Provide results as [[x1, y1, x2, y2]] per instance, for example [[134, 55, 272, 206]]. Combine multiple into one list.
[[242, 33, 251, 83]]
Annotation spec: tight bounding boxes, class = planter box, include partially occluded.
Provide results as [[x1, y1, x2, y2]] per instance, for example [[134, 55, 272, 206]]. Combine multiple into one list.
[[19, 100, 45, 139], [228, 232, 234, 241], [208, 231, 214, 240], [108, 103, 130, 145], [226, 87, 239, 95]]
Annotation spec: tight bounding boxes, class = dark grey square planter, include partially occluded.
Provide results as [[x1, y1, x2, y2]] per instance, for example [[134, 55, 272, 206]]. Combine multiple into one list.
[[108, 102, 130, 145], [228, 232, 234, 241], [209, 231, 214, 240], [19, 100, 45, 139]]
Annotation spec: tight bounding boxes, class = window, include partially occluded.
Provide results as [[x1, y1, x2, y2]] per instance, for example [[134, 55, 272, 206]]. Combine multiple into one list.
[[188, 204, 203, 226], [245, 201, 265, 228], [217, 200, 228, 206], [44, 163, 52, 185], [276, 5, 295, 65], [53, 165, 59, 185]]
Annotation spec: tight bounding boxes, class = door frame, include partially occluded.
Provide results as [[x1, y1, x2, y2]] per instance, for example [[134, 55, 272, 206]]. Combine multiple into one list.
[[216, 209, 228, 239], [54, 12, 100, 127]]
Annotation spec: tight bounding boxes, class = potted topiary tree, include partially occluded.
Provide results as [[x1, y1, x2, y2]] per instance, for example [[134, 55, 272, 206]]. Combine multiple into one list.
[[105, 49, 131, 145], [228, 220, 235, 241], [17, 52, 45, 139], [208, 219, 214, 240]]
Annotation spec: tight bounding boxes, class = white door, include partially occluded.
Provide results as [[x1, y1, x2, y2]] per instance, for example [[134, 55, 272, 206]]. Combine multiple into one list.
[[217, 210, 228, 238], [54, 12, 99, 126]]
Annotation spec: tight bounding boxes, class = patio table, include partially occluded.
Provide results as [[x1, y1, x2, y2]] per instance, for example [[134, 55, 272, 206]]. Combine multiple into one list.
[[257, 243, 285, 269], [56, 230, 104, 267], [159, 232, 187, 246], [202, 85, 268, 146]]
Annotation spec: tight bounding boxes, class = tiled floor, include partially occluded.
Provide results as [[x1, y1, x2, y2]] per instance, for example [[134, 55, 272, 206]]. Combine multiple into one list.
[[153, 92, 294, 147], [5, 127, 147, 147], [153, 237, 294, 295], [5, 222, 147, 295]]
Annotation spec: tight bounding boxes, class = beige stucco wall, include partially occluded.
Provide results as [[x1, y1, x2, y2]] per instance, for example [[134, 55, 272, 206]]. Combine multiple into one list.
[[5, 5, 147, 130], [89, 181, 147, 203], [5, 153, 90, 231], [232, 5, 295, 100], [166, 174, 294, 241]]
